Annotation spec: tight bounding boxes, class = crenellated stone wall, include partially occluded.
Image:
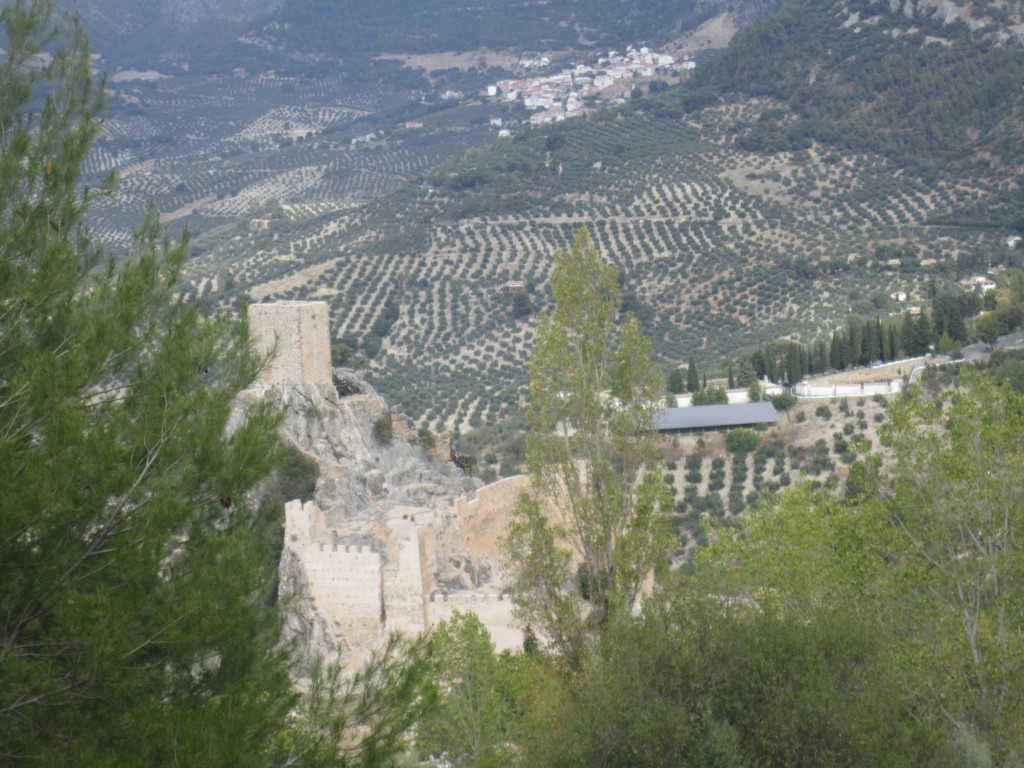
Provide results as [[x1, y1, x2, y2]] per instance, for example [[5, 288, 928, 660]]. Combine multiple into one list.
[[282, 481, 528, 665], [284, 500, 385, 653]]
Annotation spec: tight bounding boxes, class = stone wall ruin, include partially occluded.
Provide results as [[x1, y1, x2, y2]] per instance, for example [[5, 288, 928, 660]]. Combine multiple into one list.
[[250, 301, 332, 387]]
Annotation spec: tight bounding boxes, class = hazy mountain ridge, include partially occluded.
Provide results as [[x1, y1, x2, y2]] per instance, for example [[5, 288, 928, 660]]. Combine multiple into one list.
[[73, 0, 778, 74], [70, 0, 282, 70], [252, 0, 728, 56]]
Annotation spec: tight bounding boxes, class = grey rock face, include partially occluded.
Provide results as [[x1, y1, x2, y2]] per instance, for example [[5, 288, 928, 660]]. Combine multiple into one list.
[[266, 372, 474, 519]]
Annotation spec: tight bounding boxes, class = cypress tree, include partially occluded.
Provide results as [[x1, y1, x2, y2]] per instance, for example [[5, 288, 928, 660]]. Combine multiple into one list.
[[786, 343, 801, 384], [863, 315, 881, 363]]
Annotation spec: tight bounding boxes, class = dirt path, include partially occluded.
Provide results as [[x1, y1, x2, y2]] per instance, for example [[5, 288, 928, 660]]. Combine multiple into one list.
[[160, 195, 218, 223]]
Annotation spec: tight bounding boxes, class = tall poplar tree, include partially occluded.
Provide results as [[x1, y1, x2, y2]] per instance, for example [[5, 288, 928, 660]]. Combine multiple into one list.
[[502, 229, 671, 669]]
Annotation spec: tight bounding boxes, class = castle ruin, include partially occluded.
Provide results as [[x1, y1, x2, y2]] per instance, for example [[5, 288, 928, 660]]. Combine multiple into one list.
[[251, 301, 523, 669]]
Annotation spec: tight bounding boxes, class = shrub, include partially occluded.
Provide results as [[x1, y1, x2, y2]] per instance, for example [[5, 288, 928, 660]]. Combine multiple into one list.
[[692, 386, 729, 405], [262, 443, 320, 511], [728, 490, 745, 515], [372, 412, 394, 445], [417, 425, 437, 450], [815, 405, 833, 420], [727, 429, 761, 454], [769, 392, 798, 411]]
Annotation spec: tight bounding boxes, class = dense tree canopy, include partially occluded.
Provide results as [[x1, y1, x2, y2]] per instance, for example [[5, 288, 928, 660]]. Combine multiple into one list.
[[0, 3, 298, 761], [443, 370, 1023, 766]]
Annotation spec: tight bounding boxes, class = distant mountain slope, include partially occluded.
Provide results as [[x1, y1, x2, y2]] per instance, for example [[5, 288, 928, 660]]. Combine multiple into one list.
[[697, 0, 1024, 170], [84, 0, 1024, 431], [184, 0, 1024, 430], [76, 0, 780, 77], [189, 110, 1015, 431], [222, 0, 780, 72], [71, 0, 281, 70]]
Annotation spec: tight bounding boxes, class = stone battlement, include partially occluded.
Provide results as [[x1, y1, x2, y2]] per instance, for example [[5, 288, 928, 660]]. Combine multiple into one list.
[[429, 592, 507, 603]]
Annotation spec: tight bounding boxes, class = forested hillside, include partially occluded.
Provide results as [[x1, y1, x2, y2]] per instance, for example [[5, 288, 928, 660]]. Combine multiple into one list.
[[252, 0, 736, 58], [68, 0, 280, 70], [697, 0, 1024, 201]]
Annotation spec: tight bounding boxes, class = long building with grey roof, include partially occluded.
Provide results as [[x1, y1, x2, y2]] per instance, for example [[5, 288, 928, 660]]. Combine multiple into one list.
[[653, 402, 780, 434]]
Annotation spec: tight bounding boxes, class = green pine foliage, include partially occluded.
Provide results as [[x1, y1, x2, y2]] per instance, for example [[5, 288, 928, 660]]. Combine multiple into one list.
[[0, 3, 298, 761], [0, 5, 432, 763]]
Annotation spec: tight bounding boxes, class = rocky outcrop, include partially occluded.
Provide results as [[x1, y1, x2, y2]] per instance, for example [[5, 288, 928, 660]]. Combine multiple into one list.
[[270, 373, 475, 518]]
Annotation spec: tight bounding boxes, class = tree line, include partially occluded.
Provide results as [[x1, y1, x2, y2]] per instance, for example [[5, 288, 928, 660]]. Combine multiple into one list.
[[730, 281, 1024, 387]]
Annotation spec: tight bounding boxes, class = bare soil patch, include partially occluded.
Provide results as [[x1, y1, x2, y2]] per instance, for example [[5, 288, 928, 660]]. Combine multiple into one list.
[[159, 195, 218, 223], [109, 69, 169, 83], [249, 257, 344, 301], [375, 49, 519, 74], [663, 13, 739, 55]]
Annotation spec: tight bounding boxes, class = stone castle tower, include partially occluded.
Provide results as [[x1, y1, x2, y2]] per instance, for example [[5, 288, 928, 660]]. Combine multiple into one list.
[[249, 301, 332, 387]]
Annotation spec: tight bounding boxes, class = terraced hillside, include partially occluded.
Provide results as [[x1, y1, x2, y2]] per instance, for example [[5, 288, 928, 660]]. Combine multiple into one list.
[[83, 0, 1023, 434], [86, 72, 500, 249], [186, 91, 1016, 432]]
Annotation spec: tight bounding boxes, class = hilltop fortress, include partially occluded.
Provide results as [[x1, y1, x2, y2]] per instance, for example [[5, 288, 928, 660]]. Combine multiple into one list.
[[248, 301, 523, 669]]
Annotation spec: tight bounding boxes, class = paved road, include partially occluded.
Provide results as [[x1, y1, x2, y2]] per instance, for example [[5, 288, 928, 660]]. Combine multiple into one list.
[[961, 331, 1024, 363]]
